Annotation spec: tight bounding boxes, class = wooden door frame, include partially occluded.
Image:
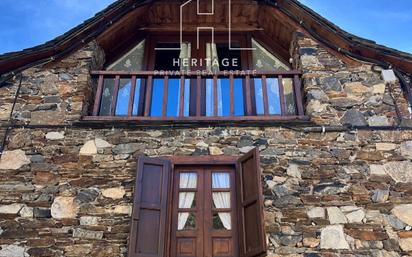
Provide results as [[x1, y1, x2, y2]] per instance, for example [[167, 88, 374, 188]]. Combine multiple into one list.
[[165, 156, 239, 257]]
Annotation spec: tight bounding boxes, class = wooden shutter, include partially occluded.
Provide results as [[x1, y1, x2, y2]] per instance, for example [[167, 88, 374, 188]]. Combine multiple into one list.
[[128, 156, 171, 257], [237, 148, 266, 257]]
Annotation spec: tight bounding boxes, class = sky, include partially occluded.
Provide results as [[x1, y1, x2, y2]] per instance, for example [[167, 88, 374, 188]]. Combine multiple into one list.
[[0, 0, 411, 55], [299, 0, 412, 54]]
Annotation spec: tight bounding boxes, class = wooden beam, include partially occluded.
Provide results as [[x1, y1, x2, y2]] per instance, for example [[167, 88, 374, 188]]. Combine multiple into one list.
[[92, 75, 104, 116], [111, 75, 120, 116]]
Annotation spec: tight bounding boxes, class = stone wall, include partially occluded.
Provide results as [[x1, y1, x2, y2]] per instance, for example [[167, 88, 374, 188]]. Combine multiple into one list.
[[0, 31, 412, 257], [0, 127, 412, 257], [6, 41, 104, 126], [292, 32, 411, 126]]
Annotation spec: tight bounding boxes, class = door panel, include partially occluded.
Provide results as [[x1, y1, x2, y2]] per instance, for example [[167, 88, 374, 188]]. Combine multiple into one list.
[[237, 149, 266, 257], [128, 157, 171, 257], [171, 166, 238, 257], [204, 168, 238, 257], [171, 168, 204, 257], [177, 238, 197, 256]]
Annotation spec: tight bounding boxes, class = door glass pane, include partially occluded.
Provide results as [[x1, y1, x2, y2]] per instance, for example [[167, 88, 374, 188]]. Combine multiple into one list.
[[283, 78, 296, 115], [212, 192, 230, 209], [115, 78, 131, 116], [180, 173, 197, 188], [267, 78, 281, 115], [212, 173, 230, 188], [150, 78, 164, 116], [100, 78, 115, 115], [213, 213, 231, 230], [179, 192, 196, 208], [178, 212, 196, 230]]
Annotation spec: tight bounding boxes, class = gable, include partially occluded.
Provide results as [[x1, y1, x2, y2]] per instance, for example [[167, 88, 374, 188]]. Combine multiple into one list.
[[1, 0, 412, 86]]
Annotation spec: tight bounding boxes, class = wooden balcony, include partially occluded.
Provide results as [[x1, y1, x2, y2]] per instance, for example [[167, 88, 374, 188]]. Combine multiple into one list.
[[83, 70, 309, 125]]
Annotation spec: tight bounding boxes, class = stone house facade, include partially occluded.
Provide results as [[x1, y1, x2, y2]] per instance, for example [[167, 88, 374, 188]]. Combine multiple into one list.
[[0, 0, 412, 257]]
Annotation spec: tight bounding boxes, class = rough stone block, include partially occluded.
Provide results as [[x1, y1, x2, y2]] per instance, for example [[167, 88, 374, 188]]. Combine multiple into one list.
[[51, 197, 78, 219], [0, 150, 31, 170], [320, 225, 350, 249], [73, 228, 103, 240]]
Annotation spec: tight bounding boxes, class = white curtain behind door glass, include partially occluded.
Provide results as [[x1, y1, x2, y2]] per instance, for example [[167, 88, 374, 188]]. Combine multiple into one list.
[[178, 173, 197, 230], [206, 43, 222, 116], [212, 173, 231, 230]]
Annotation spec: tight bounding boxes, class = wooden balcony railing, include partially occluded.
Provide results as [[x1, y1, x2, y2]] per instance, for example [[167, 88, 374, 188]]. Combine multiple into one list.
[[83, 70, 308, 123]]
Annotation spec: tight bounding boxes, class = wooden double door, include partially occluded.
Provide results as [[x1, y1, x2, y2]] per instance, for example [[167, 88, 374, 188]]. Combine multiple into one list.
[[170, 166, 239, 257]]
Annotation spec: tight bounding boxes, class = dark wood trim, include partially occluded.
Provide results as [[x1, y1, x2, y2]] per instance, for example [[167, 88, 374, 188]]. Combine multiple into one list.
[[91, 70, 302, 76], [162, 76, 169, 116], [294, 74, 305, 116], [230, 74, 235, 116], [83, 115, 310, 122], [245, 34, 257, 116], [179, 76, 185, 117], [167, 155, 238, 166], [111, 75, 120, 116], [196, 76, 201, 117], [92, 75, 104, 116], [278, 75, 286, 116], [261, 75, 269, 115], [245, 75, 252, 116], [144, 76, 153, 117], [137, 78, 146, 116], [213, 75, 218, 116]]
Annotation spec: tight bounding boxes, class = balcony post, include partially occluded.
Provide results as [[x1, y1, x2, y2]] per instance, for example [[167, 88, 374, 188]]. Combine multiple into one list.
[[278, 75, 286, 116], [92, 75, 104, 116], [293, 74, 304, 116]]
